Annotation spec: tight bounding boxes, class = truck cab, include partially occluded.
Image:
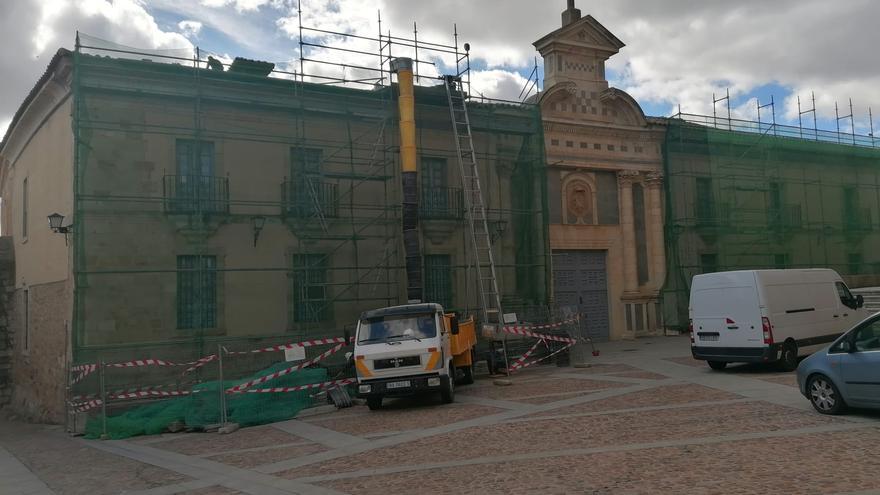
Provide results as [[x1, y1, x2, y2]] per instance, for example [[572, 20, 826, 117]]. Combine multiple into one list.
[[353, 303, 473, 410]]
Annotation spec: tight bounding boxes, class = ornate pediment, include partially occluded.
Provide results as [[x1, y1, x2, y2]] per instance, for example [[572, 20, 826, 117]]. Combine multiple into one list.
[[534, 14, 625, 57]]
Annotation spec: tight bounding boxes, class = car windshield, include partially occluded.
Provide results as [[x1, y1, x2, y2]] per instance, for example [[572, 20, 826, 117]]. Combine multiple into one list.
[[357, 313, 437, 344]]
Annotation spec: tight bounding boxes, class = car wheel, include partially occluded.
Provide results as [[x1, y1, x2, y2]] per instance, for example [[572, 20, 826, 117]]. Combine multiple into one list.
[[779, 341, 799, 372], [366, 396, 382, 411], [707, 360, 727, 371], [808, 375, 847, 415], [441, 367, 455, 404]]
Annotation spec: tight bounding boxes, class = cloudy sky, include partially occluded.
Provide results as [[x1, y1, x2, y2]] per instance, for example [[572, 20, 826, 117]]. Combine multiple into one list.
[[2, 0, 880, 138]]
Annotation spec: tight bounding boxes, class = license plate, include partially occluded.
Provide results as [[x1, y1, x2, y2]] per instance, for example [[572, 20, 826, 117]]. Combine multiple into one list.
[[386, 380, 411, 390], [699, 334, 720, 341]]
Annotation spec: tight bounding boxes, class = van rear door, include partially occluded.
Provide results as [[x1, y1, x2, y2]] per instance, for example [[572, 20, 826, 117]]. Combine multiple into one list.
[[691, 275, 763, 350]]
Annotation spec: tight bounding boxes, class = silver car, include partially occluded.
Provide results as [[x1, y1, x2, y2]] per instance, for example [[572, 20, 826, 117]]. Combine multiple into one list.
[[796, 313, 880, 414]]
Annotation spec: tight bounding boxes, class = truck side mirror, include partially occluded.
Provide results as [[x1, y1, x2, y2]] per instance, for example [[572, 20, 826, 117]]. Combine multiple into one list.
[[856, 295, 865, 308], [450, 315, 460, 335]]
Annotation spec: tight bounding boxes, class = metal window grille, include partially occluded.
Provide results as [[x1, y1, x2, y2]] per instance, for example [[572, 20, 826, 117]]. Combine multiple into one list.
[[291, 254, 329, 323], [424, 255, 452, 309], [177, 255, 217, 330]]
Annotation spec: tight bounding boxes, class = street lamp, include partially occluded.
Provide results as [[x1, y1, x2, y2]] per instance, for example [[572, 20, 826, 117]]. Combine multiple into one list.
[[47, 213, 72, 245], [252, 216, 267, 247]]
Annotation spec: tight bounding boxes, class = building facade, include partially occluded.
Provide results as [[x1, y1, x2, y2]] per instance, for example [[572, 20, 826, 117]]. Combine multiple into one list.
[[0, 46, 550, 421], [534, 5, 667, 342]]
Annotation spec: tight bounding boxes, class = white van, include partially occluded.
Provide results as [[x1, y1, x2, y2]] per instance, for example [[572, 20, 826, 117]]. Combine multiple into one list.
[[689, 269, 869, 371]]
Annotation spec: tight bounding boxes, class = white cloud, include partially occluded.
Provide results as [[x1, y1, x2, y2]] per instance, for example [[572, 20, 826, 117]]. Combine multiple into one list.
[[0, 0, 193, 140], [178, 20, 203, 39]]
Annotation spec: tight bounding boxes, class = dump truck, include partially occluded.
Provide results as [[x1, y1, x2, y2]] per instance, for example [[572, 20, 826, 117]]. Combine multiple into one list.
[[353, 303, 477, 410]]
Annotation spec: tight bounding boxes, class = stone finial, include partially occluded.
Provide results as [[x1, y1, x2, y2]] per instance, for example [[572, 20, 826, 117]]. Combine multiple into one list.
[[562, 0, 582, 26]]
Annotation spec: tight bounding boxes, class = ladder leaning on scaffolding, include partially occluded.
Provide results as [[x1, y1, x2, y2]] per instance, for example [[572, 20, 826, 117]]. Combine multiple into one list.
[[443, 75, 505, 333]]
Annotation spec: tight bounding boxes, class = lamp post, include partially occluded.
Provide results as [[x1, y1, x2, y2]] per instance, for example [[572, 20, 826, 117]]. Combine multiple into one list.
[[47, 213, 72, 245], [252, 216, 266, 247]]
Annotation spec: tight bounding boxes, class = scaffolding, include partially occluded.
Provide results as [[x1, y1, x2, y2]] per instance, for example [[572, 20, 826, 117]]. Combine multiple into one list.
[[661, 113, 880, 329], [66, 15, 550, 433]]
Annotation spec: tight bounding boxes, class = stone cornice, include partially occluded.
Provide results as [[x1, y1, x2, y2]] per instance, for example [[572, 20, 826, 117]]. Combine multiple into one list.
[[543, 119, 666, 138]]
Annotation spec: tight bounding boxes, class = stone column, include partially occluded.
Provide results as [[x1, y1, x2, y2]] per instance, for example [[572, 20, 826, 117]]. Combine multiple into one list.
[[645, 172, 666, 290], [617, 171, 639, 294]]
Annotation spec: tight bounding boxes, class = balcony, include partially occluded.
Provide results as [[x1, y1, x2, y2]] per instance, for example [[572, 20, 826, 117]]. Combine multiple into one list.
[[163, 175, 229, 215], [844, 208, 873, 234], [281, 178, 339, 219], [420, 186, 464, 220]]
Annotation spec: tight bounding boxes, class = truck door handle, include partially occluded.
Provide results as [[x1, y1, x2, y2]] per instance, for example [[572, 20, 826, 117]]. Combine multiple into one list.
[[833, 315, 840, 318]]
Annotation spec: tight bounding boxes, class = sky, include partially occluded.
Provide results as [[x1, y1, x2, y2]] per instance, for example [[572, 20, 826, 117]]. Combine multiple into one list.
[[2, 0, 880, 139]]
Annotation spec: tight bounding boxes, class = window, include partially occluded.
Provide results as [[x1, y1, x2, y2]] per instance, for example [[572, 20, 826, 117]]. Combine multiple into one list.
[[551, 139, 559, 146], [21, 178, 27, 239], [700, 254, 718, 274], [593, 143, 601, 150], [853, 320, 880, 352], [291, 254, 329, 323], [607, 144, 615, 151], [23, 289, 29, 351], [422, 158, 456, 219], [566, 141, 574, 148], [177, 255, 217, 330], [835, 282, 857, 310], [695, 177, 714, 223], [291, 147, 323, 176], [580, 142, 588, 149], [424, 255, 452, 309], [172, 140, 220, 213]]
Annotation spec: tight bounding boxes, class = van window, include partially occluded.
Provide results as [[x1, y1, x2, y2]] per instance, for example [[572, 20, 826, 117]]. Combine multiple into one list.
[[835, 282, 857, 309]]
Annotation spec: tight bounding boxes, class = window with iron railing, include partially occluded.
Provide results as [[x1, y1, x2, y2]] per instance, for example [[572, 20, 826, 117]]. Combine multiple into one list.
[[424, 255, 452, 309], [290, 254, 330, 323], [165, 140, 228, 214], [177, 255, 217, 330], [695, 177, 715, 226]]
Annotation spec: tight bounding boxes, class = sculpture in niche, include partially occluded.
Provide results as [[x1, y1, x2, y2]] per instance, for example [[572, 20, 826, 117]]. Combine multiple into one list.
[[565, 179, 595, 225]]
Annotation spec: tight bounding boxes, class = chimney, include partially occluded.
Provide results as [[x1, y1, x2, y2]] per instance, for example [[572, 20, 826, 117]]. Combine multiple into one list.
[[562, 0, 582, 26]]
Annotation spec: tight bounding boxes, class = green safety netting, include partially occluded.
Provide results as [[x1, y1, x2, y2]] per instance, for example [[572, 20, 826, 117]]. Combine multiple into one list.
[[85, 365, 333, 439]]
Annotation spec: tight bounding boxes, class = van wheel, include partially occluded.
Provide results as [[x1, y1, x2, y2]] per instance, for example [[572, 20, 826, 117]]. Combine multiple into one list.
[[707, 361, 727, 371], [808, 375, 847, 415], [366, 396, 382, 411], [779, 341, 799, 372]]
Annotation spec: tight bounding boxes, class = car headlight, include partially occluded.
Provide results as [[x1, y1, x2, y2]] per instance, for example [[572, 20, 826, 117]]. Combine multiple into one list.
[[427, 377, 441, 387], [358, 384, 371, 394]]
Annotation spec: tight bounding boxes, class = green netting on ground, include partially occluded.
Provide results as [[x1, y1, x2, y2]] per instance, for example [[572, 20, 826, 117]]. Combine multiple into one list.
[[85, 365, 330, 439], [661, 118, 880, 329]]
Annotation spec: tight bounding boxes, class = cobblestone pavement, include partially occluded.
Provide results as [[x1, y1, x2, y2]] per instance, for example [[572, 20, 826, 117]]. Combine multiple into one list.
[[2, 335, 878, 495]]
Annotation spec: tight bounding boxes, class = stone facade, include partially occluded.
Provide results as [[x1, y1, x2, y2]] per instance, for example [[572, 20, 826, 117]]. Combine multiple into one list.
[[0, 237, 14, 408], [535, 5, 667, 341]]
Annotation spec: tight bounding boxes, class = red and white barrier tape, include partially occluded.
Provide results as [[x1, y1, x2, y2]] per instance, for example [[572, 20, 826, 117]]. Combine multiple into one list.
[[508, 339, 543, 371], [225, 336, 350, 356], [106, 354, 217, 371], [70, 364, 97, 385], [109, 389, 192, 400], [510, 342, 575, 372], [502, 325, 577, 344], [70, 399, 103, 413], [226, 343, 346, 394], [243, 377, 357, 394]]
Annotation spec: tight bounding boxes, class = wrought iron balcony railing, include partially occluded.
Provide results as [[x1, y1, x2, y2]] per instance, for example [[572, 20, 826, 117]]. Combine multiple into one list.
[[420, 186, 464, 220], [163, 175, 229, 215], [281, 178, 339, 219]]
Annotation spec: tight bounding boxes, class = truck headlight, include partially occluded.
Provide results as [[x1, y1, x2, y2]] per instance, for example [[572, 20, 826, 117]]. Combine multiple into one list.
[[427, 377, 441, 387], [358, 384, 371, 394]]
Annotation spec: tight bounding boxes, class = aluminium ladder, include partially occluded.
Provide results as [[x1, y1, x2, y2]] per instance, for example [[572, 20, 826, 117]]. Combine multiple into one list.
[[443, 75, 504, 327]]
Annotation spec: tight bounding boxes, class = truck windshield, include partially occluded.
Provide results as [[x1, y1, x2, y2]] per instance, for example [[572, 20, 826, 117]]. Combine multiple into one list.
[[357, 313, 437, 344]]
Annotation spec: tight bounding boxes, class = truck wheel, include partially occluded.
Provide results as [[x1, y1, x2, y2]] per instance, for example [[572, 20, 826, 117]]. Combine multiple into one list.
[[367, 396, 382, 411], [457, 349, 476, 385], [440, 368, 455, 404], [779, 341, 799, 372], [707, 360, 727, 371]]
